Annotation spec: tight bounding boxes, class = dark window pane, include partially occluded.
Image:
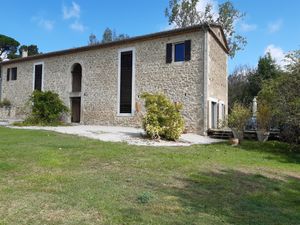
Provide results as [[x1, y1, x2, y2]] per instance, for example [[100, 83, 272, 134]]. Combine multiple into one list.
[[175, 43, 185, 62], [34, 64, 43, 91], [11, 67, 17, 80], [7, 68, 10, 81], [120, 51, 133, 114], [72, 64, 82, 92]]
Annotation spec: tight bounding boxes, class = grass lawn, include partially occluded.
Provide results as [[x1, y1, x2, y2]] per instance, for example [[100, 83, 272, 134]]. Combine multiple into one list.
[[0, 127, 299, 225]]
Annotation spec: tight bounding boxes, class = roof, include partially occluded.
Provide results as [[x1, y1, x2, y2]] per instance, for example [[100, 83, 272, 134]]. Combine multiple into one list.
[[0, 23, 229, 66]]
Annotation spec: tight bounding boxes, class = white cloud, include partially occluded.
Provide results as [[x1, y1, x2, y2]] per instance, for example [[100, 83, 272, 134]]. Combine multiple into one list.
[[32, 16, 54, 31], [70, 20, 86, 32], [63, 2, 81, 20], [264, 44, 287, 68], [62, 2, 86, 32], [240, 22, 257, 32], [268, 19, 283, 33]]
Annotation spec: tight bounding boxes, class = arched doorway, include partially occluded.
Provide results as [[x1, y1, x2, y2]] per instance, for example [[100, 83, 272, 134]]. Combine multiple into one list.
[[70, 63, 82, 123], [71, 63, 82, 92]]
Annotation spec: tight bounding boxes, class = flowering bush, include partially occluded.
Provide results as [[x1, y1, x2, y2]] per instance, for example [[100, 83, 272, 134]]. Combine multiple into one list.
[[141, 92, 185, 141]]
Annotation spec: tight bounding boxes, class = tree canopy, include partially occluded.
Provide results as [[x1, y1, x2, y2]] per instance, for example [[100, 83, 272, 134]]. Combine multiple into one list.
[[258, 69, 300, 145], [88, 28, 130, 45], [248, 52, 281, 97], [165, 0, 246, 57], [228, 52, 283, 110], [18, 45, 40, 57], [0, 34, 20, 60]]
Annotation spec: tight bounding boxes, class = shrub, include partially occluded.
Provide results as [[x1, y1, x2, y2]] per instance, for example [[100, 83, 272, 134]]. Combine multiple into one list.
[[24, 90, 68, 125], [137, 192, 153, 204], [256, 100, 272, 131], [228, 102, 251, 140], [0, 98, 11, 108], [141, 92, 185, 141]]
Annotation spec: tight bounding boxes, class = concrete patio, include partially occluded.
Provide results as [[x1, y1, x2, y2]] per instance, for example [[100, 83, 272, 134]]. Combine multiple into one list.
[[4, 123, 223, 146]]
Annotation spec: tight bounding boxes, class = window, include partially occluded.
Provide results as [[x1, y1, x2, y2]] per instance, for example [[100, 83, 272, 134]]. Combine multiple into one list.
[[11, 67, 17, 80], [119, 50, 133, 114], [175, 43, 185, 62], [6, 67, 17, 81], [7, 68, 10, 81], [34, 64, 43, 91], [166, 40, 191, 63], [211, 101, 218, 129]]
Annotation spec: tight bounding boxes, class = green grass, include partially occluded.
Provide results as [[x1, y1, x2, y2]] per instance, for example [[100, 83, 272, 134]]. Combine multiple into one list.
[[0, 127, 299, 225]]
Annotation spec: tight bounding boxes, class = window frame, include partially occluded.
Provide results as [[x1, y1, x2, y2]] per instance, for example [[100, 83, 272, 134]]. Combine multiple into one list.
[[33, 62, 44, 91], [117, 47, 136, 117]]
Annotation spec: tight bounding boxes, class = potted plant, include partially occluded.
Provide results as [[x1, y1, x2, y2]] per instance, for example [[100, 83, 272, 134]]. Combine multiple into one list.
[[256, 101, 272, 142], [228, 103, 251, 143]]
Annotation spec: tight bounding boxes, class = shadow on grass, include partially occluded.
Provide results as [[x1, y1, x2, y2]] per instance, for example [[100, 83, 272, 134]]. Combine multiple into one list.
[[238, 141, 300, 164], [164, 169, 300, 225]]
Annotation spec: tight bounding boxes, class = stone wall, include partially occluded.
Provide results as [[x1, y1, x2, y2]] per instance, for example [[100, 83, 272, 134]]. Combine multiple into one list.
[[0, 107, 16, 120], [1, 30, 208, 133], [207, 29, 228, 128]]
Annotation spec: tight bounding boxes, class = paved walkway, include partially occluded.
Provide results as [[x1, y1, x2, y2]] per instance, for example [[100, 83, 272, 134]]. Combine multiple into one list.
[[7, 124, 223, 146]]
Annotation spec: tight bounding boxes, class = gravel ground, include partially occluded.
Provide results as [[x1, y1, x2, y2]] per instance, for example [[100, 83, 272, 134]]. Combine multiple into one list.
[[6, 124, 223, 146]]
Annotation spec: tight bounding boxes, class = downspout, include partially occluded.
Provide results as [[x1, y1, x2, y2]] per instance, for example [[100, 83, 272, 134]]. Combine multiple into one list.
[[202, 25, 209, 135]]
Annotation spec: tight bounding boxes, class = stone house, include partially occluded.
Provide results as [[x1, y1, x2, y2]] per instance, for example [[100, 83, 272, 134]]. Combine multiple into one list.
[[0, 24, 228, 134]]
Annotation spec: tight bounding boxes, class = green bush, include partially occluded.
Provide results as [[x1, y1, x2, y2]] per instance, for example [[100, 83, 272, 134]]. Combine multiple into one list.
[[141, 92, 185, 141], [228, 103, 251, 131], [228, 103, 251, 140], [137, 192, 153, 204], [256, 100, 272, 131], [0, 98, 11, 108], [24, 90, 68, 125]]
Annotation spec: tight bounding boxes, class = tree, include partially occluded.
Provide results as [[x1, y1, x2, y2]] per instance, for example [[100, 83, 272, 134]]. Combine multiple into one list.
[[102, 28, 113, 43], [228, 65, 254, 109], [101, 28, 130, 43], [0, 34, 20, 60], [113, 33, 130, 41], [258, 71, 300, 146], [19, 45, 39, 56], [88, 33, 98, 45], [165, 0, 246, 57], [248, 52, 281, 97], [285, 49, 300, 73], [217, 1, 246, 57]]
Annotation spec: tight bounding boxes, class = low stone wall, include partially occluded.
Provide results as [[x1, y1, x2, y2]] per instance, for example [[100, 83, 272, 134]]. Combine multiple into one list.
[[0, 107, 16, 120]]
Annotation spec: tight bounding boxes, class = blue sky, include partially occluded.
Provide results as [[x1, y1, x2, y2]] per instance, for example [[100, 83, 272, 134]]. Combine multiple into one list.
[[1, 0, 299, 73]]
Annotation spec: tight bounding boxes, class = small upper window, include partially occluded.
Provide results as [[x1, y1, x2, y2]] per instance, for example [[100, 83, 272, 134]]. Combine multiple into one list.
[[174, 43, 185, 62], [166, 40, 191, 64], [11, 67, 17, 80]]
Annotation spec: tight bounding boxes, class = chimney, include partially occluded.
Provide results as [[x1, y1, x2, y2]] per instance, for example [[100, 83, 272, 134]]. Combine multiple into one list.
[[22, 49, 28, 58]]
